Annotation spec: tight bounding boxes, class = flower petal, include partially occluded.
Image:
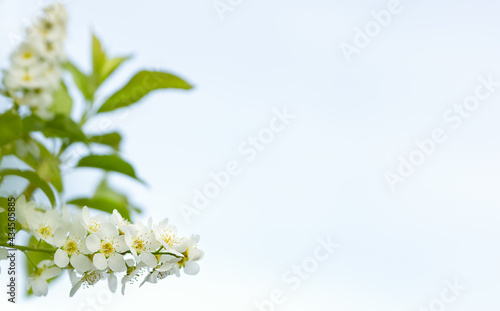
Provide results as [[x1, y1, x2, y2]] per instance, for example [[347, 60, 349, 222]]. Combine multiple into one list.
[[70, 280, 82, 297], [54, 249, 69, 268], [107, 273, 117, 293], [71, 254, 92, 273], [81, 206, 90, 227], [183, 261, 200, 275], [189, 249, 204, 261], [115, 235, 128, 253], [93, 253, 108, 270], [41, 267, 61, 280], [86, 234, 100, 253], [108, 254, 126, 272], [140, 252, 157, 268], [174, 239, 188, 254], [157, 262, 174, 272], [30, 277, 48, 296], [53, 228, 67, 247]]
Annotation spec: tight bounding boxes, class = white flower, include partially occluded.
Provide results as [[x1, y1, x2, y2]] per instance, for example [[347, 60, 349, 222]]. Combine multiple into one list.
[[10, 43, 42, 67], [69, 270, 106, 297], [123, 222, 160, 268], [108, 209, 130, 234], [27, 260, 61, 296], [154, 218, 181, 250], [29, 209, 68, 245], [23, 89, 53, 108], [15, 195, 37, 230], [33, 39, 65, 63], [121, 262, 147, 295], [81, 206, 108, 235], [43, 4, 68, 29], [43, 64, 63, 89], [86, 222, 128, 272], [54, 224, 92, 273], [173, 235, 204, 275], [139, 254, 181, 287]]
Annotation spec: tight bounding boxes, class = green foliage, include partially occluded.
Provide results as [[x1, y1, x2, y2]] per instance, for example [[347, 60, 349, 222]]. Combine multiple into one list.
[[0, 30, 192, 295], [0, 109, 22, 147], [63, 62, 92, 100], [68, 177, 138, 221], [76, 154, 143, 182], [89, 132, 122, 150], [43, 115, 87, 143], [22, 115, 45, 134], [50, 82, 73, 116], [0, 169, 56, 205], [0, 197, 9, 244], [97, 71, 192, 113], [92, 34, 130, 87]]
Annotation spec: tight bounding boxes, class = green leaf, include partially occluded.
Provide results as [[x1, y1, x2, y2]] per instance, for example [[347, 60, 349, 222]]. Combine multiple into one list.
[[0, 110, 22, 147], [12, 140, 63, 192], [0, 197, 10, 244], [100, 56, 130, 84], [50, 81, 73, 116], [89, 132, 122, 150], [64, 62, 92, 100], [97, 71, 193, 113], [0, 169, 56, 205], [37, 143, 63, 192], [76, 154, 143, 182], [68, 177, 139, 221], [43, 115, 87, 143], [92, 34, 106, 80], [22, 115, 45, 134]]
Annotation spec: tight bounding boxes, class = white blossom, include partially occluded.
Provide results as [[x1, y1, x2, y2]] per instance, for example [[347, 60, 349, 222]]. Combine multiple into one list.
[[2, 3, 67, 117], [27, 260, 61, 297], [86, 222, 128, 272], [123, 221, 160, 268], [53, 224, 92, 273], [173, 235, 204, 275]]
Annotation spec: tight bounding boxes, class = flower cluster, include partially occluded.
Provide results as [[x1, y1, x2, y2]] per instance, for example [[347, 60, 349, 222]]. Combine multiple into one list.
[[4, 196, 203, 297], [1, 4, 67, 118]]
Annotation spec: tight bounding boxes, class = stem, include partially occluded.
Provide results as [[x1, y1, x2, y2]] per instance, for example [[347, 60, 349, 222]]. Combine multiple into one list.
[[22, 251, 37, 267], [24, 183, 37, 200], [0, 243, 55, 254], [0, 243, 183, 259]]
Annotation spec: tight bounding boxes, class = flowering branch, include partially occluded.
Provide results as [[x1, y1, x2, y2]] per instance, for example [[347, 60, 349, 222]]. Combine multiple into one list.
[[0, 3, 200, 298]]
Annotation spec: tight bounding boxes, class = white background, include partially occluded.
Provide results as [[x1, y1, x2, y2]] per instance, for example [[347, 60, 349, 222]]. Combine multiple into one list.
[[1, 0, 500, 310]]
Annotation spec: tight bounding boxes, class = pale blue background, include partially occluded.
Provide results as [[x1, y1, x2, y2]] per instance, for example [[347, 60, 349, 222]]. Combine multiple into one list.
[[1, 0, 500, 310]]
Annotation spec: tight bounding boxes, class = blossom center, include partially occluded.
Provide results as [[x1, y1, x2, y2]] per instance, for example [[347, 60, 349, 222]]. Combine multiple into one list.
[[23, 51, 33, 59], [100, 242, 115, 257], [37, 225, 53, 238], [89, 219, 102, 233], [160, 231, 178, 247], [64, 240, 78, 254], [132, 238, 147, 253]]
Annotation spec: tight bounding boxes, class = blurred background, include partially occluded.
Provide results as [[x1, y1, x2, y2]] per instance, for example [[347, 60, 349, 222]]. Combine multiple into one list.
[[1, 0, 500, 310]]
